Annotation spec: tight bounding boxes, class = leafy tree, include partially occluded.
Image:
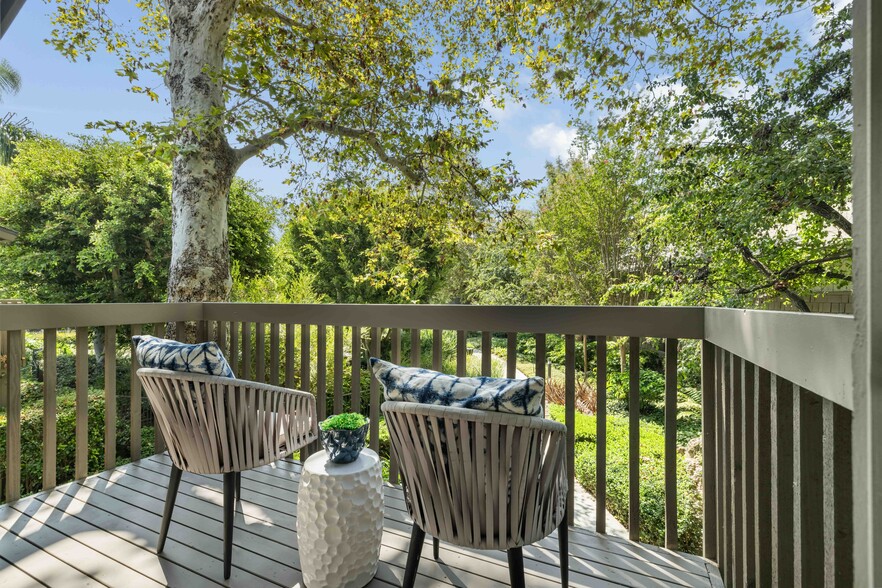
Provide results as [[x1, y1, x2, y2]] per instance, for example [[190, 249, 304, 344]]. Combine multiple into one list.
[[285, 183, 459, 304], [435, 214, 536, 306], [625, 4, 853, 309], [0, 137, 274, 303], [0, 59, 29, 165], [47, 0, 535, 303], [534, 139, 657, 305]]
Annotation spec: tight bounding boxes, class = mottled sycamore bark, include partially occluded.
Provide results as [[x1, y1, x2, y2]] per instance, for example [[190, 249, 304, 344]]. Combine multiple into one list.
[[164, 0, 239, 302]]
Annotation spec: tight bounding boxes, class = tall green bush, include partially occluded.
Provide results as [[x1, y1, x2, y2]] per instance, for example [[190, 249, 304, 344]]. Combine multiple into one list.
[[548, 404, 703, 554]]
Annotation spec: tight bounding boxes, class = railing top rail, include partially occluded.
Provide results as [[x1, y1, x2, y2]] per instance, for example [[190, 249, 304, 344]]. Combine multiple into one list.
[[704, 307, 854, 410], [0, 302, 855, 408], [202, 303, 706, 339], [0, 302, 202, 331]]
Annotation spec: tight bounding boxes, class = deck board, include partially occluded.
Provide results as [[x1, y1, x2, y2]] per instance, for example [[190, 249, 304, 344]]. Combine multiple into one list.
[[0, 455, 722, 587]]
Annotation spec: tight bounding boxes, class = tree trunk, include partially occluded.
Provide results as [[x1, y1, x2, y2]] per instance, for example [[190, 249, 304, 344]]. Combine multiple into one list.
[[164, 0, 239, 303]]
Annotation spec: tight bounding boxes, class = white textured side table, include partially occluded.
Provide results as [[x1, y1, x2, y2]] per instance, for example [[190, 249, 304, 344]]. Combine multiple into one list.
[[297, 449, 384, 588]]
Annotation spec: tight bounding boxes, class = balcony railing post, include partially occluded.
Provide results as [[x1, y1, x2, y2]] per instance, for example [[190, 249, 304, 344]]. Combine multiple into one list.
[[5, 329, 22, 502], [701, 339, 717, 561]]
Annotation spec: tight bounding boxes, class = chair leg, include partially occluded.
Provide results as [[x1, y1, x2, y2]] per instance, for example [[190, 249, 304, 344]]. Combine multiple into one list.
[[507, 547, 525, 588], [223, 472, 235, 580], [157, 465, 182, 553], [235, 471, 241, 501], [559, 517, 569, 588], [403, 524, 425, 588], [433, 536, 440, 560]]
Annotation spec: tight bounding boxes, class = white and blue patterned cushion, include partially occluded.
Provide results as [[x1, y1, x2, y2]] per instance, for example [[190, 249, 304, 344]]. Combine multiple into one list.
[[371, 358, 544, 416], [133, 335, 235, 378]]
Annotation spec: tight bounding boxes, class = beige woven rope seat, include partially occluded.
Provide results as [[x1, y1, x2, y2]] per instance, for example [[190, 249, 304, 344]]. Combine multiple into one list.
[[382, 401, 569, 588], [138, 368, 318, 579]]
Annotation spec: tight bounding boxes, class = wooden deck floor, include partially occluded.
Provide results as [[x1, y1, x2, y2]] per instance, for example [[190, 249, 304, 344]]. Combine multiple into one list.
[[0, 454, 722, 587]]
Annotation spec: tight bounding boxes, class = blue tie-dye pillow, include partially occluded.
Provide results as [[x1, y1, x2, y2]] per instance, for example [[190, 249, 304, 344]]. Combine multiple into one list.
[[371, 358, 544, 416], [133, 335, 235, 378]]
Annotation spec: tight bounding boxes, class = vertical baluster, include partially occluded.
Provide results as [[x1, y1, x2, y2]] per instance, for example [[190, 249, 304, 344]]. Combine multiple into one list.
[[565, 334, 576, 526], [151, 323, 166, 455], [43, 328, 57, 490], [832, 403, 853, 587], [732, 355, 744, 588], [351, 326, 360, 413], [104, 325, 117, 470], [432, 329, 442, 371], [456, 330, 466, 376], [75, 326, 89, 479], [743, 362, 757, 586], [773, 378, 795, 586], [596, 335, 607, 535], [270, 322, 280, 386], [175, 321, 186, 342], [799, 388, 824, 582], [718, 350, 728, 580], [506, 332, 517, 378], [256, 322, 265, 383], [285, 324, 295, 388], [664, 338, 678, 550], [701, 340, 717, 561], [369, 327, 380, 453], [5, 330, 22, 501], [242, 322, 252, 381], [389, 328, 401, 485], [230, 321, 239, 376], [301, 324, 312, 458], [410, 328, 420, 368], [391, 328, 401, 364], [628, 336, 640, 541], [535, 333, 546, 413], [301, 324, 311, 392], [481, 331, 491, 376], [217, 321, 227, 357], [316, 325, 327, 421], [334, 326, 344, 413], [196, 320, 207, 342], [755, 368, 773, 588], [130, 325, 142, 461]]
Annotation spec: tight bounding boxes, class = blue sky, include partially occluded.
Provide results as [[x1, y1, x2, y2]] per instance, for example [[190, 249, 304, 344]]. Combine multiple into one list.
[[0, 1, 579, 206]]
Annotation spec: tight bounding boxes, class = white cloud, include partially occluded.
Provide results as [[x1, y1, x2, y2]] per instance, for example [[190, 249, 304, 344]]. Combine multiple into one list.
[[528, 122, 577, 160]]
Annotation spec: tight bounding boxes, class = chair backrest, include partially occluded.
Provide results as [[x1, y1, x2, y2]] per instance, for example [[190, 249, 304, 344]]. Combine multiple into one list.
[[138, 368, 316, 475], [382, 401, 567, 550]]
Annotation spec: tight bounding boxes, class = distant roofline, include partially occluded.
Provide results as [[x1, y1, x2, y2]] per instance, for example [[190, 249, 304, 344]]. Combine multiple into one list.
[[0, 225, 18, 242], [1, 0, 27, 40]]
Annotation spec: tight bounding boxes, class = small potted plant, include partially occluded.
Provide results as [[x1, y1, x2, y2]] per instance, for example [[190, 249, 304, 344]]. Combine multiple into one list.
[[319, 413, 370, 464]]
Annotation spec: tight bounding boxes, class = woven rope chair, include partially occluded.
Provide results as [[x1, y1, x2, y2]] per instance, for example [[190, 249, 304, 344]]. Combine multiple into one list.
[[138, 368, 318, 579], [382, 401, 568, 588]]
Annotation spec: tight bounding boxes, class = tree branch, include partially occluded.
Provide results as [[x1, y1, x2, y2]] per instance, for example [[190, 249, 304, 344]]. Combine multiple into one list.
[[735, 243, 812, 312], [233, 118, 425, 183]]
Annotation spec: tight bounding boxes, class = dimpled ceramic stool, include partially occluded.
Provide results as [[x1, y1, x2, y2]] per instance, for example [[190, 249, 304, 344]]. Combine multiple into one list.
[[297, 448, 384, 587]]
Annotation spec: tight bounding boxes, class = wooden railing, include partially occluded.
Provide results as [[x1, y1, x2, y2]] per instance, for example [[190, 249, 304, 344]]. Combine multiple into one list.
[[0, 302, 855, 585], [703, 308, 854, 587]]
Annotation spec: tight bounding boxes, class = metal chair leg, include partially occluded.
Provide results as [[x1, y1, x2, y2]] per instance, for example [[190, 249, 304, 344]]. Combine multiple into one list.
[[157, 465, 182, 553], [403, 524, 425, 588], [433, 536, 440, 560], [223, 472, 235, 579], [235, 471, 241, 501], [507, 547, 526, 588], [559, 517, 569, 587]]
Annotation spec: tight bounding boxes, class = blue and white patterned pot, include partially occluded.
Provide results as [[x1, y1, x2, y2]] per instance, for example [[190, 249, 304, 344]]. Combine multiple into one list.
[[320, 420, 370, 464]]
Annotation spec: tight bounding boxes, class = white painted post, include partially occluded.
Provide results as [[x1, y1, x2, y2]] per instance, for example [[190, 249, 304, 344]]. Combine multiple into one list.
[[851, 0, 882, 585]]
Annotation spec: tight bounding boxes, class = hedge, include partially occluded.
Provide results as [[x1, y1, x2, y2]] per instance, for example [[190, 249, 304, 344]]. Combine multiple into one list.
[[548, 404, 703, 554], [0, 388, 155, 502]]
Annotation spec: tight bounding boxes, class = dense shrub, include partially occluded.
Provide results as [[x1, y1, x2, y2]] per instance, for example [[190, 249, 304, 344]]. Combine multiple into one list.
[[0, 388, 155, 502], [548, 404, 703, 554]]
